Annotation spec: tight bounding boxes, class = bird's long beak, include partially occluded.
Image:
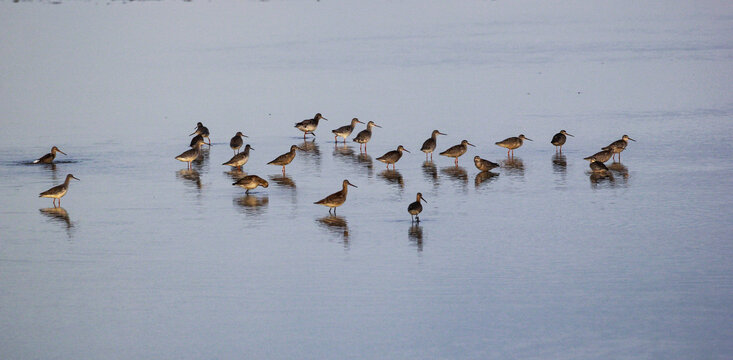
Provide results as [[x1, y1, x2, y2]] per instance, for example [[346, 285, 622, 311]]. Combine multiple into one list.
[[404, 149, 411, 153], [72, 175, 80, 181], [189, 130, 197, 136], [422, 196, 428, 203], [243, 134, 249, 138], [348, 182, 357, 188], [525, 137, 533, 141], [628, 137, 636, 142], [468, 142, 476, 147], [567, 133, 574, 137], [374, 124, 382, 128], [439, 132, 447, 136], [58, 149, 67, 155]]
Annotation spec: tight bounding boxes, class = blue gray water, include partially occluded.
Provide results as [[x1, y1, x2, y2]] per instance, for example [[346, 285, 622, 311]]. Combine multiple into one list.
[[2, 1, 733, 359]]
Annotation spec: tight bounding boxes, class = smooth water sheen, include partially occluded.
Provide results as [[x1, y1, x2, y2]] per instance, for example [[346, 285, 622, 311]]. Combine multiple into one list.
[[1, 1, 733, 359]]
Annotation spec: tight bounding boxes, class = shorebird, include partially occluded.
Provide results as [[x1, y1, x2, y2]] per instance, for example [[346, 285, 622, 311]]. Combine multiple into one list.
[[189, 134, 205, 148], [473, 156, 499, 172], [551, 130, 574, 153], [33, 146, 66, 164], [496, 134, 532, 157], [314, 179, 357, 214], [584, 149, 614, 163], [407, 192, 427, 223], [190, 122, 211, 145], [332, 118, 364, 143], [440, 140, 475, 166], [229, 131, 248, 154], [39, 174, 79, 207], [267, 145, 299, 174], [222, 144, 253, 169], [353, 121, 381, 153], [586, 156, 609, 174], [376, 145, 410, 170], [176, 137, 205, 169], [420, 130, 446, 161], [602, 135, 635, 161], [295, 113, 327, 139], [232, 175, 269, 194]]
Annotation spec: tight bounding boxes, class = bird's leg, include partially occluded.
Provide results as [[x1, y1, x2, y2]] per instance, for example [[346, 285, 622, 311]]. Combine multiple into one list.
[[454, 158, 458, 166], [281, 166, 285, 175], [334, 136, 338, 143], [416, 215, 420, 223]]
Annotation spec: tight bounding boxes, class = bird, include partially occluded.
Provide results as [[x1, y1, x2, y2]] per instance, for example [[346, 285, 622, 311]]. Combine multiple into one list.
[[602, 134, 635, 161], [176, 137, 205, 169], [496, 134, 532, 157], [222, 144, 253, 169], [232, 175, 269, 194], [473, 156, 499, 172], [551, 130, 574, 153], [353, 121, 382, 153], [39, 174, 79, 207], [189, 134, 205, 148], [584, 149, 614, 163], [267, 145, 300, 174], [332, 118, 364, 143], [407, 192, 427, 223], [376, 145, 410, 170], [420, 130, 447, 161], [33, 146, 66, 164], [314, 179, 357, 214], [440, 140, 475, 166], [229, 131, 248, 154], [190, 122, 211, 145], [586, 156, 609, 174], [295, 113, 327, 139]]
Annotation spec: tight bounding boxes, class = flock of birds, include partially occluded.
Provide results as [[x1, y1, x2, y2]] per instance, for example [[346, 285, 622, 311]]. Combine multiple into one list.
[[36, 113, 636, 222]]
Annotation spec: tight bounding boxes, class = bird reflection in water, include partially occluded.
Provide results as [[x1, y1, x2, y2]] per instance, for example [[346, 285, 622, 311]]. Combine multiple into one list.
[[317, 215, 350, 248], [333, 143, 355, 158], [379, 169, 404, 189], [299, 139, 321, 165], [502, 157, 524, 177], [234, 195, 269, 215], [39, 207, 74, 237], [422, 161, 438, 185], [589, 172, 615, 188], [268, 174, 296, 189], [224, 169, 247, 182], [441, 166, 468, 185], [408, 224, 423, 252], [552, 154, 567, 173], [176, 169, 202, 189], [475, 170, 499, 188], [355, 152, 374, 176]]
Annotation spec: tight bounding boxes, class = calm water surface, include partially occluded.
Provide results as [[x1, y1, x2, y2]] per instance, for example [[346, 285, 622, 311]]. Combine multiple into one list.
[[1, 1, 733, 359]]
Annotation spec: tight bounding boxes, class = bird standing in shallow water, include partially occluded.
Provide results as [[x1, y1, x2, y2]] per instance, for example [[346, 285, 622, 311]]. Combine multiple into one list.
[[233, 175, 269, 194], [473, 156, 499, 172], [314, 179, 357, 215], [222, 144, 253, 169], [420, 130, 446, 161], [496, 134, 532, 158], [34, 146, 66, 164], [190, 122, 211, 145], [267, 145, 300, 175], [408, 192, 427, 223], [332, 118, 364, 144], [353, 121, 382, 153], [229, 131, 248, 154], [584, 149, 613, 163], [376, 145, 410, 170], [602, 134, 635, 161], [176, 137, 205, 169], [39, 174, 79, 207], [551, 130, 573, 153], [295, 113, 327, 139], [440, 140, 475, 166]]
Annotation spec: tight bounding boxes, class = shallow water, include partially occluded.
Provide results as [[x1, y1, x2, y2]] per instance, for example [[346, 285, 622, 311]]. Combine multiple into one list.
[[2, 1, 733, 359]]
